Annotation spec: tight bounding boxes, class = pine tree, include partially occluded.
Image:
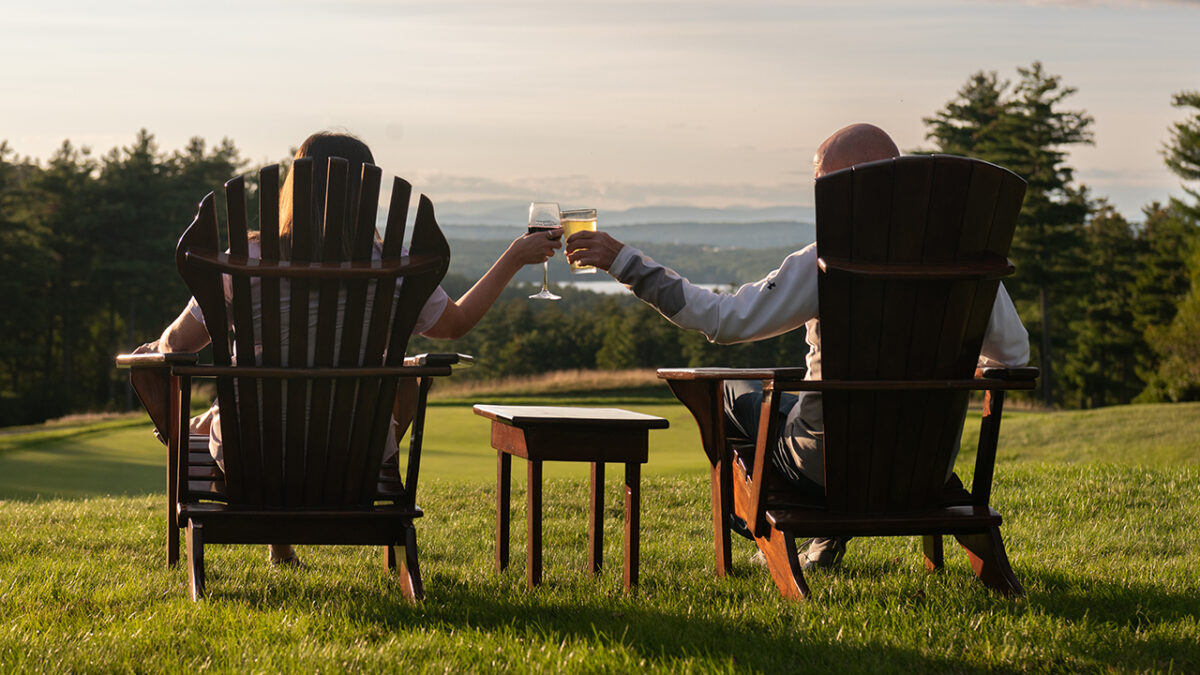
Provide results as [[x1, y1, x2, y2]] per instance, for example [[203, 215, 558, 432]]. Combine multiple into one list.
[[1062, 203, 1143, 407], [1140, 91, 1200, 401], [1163, 91, 1200, 220], [923, 62, 1094, 406]]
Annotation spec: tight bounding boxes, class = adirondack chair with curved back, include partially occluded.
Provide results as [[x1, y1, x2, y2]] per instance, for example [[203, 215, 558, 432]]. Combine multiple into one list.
[[659, 155, 1038, 600], [120, 158, 457, 601]]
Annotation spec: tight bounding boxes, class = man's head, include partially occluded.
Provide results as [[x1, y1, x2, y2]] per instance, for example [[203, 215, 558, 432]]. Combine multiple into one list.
[[813, 123, 900, 178]]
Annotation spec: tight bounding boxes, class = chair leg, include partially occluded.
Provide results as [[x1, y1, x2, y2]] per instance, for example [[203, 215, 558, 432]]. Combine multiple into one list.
[[754, 526, 809, 600], [393, 526, 425, 602], [954, 527, 1023, 596], [167, 510, 180, 568], [185, 520, 205, 601], [923, 535, 944, 571], [711, 458, 733, 577]]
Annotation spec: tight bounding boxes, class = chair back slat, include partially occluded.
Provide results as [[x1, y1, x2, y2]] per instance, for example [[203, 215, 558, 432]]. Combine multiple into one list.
[[812, 155, 1025, 513], [357, 195, 449, 501], [256, 166, 285, 501], [381, 176, 412, 258], [325, 164, 383, 504], [304, 158, 350, 504], [813, 170, 853, 509], [223, 177, 265, 503], [282, 159, 314, 505], [869, 159, 934, 510], [178, 158, 448, 509], [341, 177, 415, 501]]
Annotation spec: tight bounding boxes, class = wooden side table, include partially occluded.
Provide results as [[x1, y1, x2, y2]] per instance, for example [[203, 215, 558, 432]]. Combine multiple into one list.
[[472, 405, 669, 592]]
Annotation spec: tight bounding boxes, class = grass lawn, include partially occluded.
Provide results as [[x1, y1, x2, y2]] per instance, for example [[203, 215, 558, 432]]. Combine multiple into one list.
[[1, 395, 1198, 672]]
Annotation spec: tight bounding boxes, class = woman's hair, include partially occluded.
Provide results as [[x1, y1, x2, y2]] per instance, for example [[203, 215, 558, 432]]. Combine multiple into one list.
[[278, 131, 376, 260]]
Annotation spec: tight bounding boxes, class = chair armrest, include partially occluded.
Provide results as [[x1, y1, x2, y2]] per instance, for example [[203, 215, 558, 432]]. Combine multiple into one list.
[[404, 352, 475, 368], [115, 352, 200, 368], [976, 366, 1040, 381], [657, 367, 806, 381], [768, 377, 1037, 392]]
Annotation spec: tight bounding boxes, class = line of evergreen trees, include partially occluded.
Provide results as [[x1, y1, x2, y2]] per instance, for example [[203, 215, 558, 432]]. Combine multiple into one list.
[[922, 63, 1200, 407], [1, 64, 1198, 425], [0, 131, 246, 425]]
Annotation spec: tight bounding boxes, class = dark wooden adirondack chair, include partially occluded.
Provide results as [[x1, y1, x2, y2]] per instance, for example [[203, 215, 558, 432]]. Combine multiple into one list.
[[117, 158, 458, 600], [659, 155, 1038, 600]]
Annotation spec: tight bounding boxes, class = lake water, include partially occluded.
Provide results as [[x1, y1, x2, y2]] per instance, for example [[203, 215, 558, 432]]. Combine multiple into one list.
[[552, 279, 732, 295]]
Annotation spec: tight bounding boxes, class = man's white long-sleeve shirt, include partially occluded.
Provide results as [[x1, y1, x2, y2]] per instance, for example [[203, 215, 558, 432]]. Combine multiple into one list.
[[609, 240, 1030, 384]]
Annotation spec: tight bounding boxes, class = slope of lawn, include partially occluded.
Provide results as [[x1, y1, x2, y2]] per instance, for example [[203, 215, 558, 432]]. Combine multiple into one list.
[[1, 389, 1197, 672]]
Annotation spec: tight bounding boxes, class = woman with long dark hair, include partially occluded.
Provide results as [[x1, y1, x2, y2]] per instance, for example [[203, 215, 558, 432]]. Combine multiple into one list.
[[142, 131, 560, 565]]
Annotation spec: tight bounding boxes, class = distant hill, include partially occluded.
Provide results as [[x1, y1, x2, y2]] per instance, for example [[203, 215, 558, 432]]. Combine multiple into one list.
[[441, 220, 815, 250], [432, 202, 816, 227]]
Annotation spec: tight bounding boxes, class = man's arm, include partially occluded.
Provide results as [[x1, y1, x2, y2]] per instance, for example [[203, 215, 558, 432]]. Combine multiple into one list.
[[568, 231, 819, 344]]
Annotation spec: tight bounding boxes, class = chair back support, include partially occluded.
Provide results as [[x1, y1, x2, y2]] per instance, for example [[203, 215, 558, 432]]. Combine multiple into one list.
[[177, 158, 449, 508], [813, 155, 1026, 512]]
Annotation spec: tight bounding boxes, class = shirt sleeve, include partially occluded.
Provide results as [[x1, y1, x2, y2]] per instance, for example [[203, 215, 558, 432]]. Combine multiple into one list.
[[978, 282, 1030, 368], [185, 296, 204, 324], [414, 285, 451, 337], [608, 243, 820, 345]]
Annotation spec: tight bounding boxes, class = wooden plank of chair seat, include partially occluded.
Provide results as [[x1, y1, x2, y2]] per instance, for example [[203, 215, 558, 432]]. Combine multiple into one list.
[[767, 504, 1001, 536], [188, 448, 217, 461], [375, 482, 405, 500], [187, 481, 227, 499], [188, 466, 224, 480]]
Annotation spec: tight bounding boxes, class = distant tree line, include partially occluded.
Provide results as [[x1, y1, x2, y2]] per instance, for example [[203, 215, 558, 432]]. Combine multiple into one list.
[[0, 131, 250, 425], [406, 277, 811, 384], [923, 63, 1200, 407], [1, 66, 1198, 425]]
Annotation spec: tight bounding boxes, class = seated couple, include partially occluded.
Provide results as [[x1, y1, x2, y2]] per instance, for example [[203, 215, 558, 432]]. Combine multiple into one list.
[[565, 123, 1031, 570]]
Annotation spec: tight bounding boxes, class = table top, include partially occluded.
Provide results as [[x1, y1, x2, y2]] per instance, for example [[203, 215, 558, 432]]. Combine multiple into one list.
[[472, 405, 669, 429]]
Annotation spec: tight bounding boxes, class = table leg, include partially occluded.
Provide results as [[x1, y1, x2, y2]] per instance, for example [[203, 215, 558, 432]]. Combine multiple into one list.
[[589, 462, 604, 575], [496, 452, 511, 572], [624, 462, 641, 591], [527, 459, 543, 588]]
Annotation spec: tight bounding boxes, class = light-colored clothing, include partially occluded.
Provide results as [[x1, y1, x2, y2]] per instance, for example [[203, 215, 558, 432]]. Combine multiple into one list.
[[188, 239, 450, 467], [609, 241, 1030, 485]]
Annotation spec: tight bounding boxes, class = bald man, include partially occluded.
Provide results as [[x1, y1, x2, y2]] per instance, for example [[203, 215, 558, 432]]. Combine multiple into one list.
[[566, 123, 1029, 569]]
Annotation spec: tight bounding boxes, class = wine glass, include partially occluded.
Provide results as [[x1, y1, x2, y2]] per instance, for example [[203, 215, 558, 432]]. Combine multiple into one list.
[[527, 202, 562, 300]]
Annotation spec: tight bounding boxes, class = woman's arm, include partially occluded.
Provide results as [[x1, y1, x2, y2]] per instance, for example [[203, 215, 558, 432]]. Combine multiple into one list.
[[154, 303, 211, 353], [422, 227, 562, 340]]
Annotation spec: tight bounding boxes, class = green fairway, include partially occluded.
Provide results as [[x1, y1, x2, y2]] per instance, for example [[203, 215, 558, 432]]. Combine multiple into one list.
[[0, 397, 711, 501], [3, 399, 1198, 500], [0, 418, 165, 500], [2, 399, 1198, 672]]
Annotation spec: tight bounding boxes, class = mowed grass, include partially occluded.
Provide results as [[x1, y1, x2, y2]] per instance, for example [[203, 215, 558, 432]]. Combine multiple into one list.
[[1, 391, 1199, 672]]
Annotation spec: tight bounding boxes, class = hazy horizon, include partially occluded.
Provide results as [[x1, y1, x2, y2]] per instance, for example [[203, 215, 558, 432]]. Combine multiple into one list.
[[4, 0, 1199, 222]]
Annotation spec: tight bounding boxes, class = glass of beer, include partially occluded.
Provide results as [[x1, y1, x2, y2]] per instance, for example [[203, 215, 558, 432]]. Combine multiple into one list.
[[560, 208, 598, 274]]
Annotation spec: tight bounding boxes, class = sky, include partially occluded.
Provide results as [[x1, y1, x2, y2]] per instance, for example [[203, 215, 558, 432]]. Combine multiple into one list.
[[3, 0, 1199, 221]]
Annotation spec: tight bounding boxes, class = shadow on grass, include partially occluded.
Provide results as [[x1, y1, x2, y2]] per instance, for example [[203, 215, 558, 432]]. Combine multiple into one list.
[[210, 572, 976, 672], [1027, 567, 1200, 627]]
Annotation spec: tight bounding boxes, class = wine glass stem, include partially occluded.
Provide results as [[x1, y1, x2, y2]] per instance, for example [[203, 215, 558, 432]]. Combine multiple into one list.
[[542, 262, 550, 290]]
